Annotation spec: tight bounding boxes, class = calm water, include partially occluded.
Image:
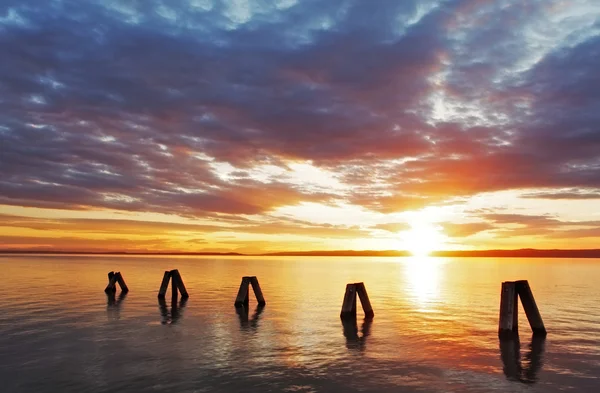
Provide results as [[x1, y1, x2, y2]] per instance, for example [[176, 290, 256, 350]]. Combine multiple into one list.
[[1, 256, 599, 393]]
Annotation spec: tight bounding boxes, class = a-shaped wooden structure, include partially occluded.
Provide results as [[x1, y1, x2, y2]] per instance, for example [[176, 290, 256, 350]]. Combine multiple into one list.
[[157, 269, 189, 300], [104, 271, 129, 294], [340, 282, 374, 319], [499, 280, 546, 337], [234, 276, 266, 307]]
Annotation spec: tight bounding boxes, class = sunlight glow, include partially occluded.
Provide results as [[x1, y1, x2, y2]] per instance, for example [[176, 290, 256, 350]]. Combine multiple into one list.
[[401, 222, 445, 256]]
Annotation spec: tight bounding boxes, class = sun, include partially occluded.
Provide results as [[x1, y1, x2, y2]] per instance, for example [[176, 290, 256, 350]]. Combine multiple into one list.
[[401, 222, 444, 257]]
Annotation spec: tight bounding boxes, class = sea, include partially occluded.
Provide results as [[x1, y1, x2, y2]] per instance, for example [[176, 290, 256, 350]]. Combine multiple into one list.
[[0, 255, 599, 392]]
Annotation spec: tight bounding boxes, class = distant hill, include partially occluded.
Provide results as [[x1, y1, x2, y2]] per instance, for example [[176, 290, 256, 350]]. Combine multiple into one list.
[[0, 250, 244, 256], [2, 249, 600, 258], [262, 249, 600, 258]]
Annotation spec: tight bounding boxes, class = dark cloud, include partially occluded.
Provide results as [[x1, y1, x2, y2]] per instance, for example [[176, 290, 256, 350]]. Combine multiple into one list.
[[521, 189, 600, 200], [482, 213, 600, 240], [0, 0, 599, 221]]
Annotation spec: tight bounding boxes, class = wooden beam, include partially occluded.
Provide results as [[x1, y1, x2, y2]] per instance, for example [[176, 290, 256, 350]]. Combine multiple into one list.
[[158, 270, 171, 298], [172, 269, 189, 299], [234, 277, 250, 307], [498, 281, 519, 337], [340, 283, 357, 319], [355, 282, 374, 319], [516, 280, 546, 336], [104, 271, 117, 293], [171, 269, 179, 303], [249, 276, 266, 305], [115, 272, 129, 293]]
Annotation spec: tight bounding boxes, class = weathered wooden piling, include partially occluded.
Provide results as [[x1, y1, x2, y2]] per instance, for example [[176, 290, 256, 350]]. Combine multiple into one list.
[[105, 272, 117, 293], [340, 284, 357, 318], [157, 269, 190, 299], [515, 280, 546, 335], [499, 280, 546, 337], [340, 282, 374, 319], [171, 270, 179, 301], [158, 271, 171, 298], [235, 277, 250, 307], [104, 271, 129, 294], [115, 272, 129, 293], [172, 269, 189, 298], [498, 281, 519, 336], [234, 276, 266, 307], [356, 282, 374, 319]]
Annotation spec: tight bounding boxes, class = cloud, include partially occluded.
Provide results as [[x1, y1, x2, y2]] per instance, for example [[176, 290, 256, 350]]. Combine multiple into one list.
[[440, 222, 493, 237], [521, 189, 600, 200], [0, 0, 599, 249], [372, 223, 411, 233], [482, 213, 600, 240]]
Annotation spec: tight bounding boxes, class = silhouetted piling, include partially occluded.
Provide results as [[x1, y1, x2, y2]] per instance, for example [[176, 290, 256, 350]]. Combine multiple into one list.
[[356, 282, 374, 319], [172, 269, 189, 298], [340, 284, 357, 319], [105, 271, 129, 294], [499, 280, 546, 337], [158, 271, 171, 298], [105, 272, 117, 293], [115, 272, 129, 293], [340, 282, 374, 319], [499, 281, 519, 336], [157, 269, 189, 299], [516, 280, 546, 335], [234, 276, 266, 307]]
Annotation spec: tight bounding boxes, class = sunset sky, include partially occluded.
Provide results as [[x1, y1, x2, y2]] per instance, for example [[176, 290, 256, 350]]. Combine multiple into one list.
[[1, 0, 599, 253]]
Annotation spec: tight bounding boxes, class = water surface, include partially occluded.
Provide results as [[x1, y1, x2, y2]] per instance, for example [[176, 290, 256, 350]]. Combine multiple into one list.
[[1, 256, 599, 392]]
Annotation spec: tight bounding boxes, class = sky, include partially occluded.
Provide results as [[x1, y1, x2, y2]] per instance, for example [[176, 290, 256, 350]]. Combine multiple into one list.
[[1, 0, 600, 253]]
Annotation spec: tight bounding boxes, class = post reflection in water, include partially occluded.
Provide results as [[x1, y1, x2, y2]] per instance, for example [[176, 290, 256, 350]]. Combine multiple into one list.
[[341, 318, 372, 352], [236, 304, 265, 330], [158, 297, 188, 325], [106, 292, 127, 321], [500, 334, 546, 384]]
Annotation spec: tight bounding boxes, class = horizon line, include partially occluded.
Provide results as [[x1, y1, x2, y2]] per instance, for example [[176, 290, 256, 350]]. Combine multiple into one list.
[[2, 248, 600, 258]]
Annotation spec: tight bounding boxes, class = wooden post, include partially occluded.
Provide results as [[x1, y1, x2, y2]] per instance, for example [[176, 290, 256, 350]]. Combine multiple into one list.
[[340, 284, 357, 319], [499, 281, 519, 337], [249, 276, 266, 305], [171, 270, 179, 303], [341, 282, 374, 319], [499, 280, 546, 337], [115, 272, 129, 293], [105, 271, 117, 293], [172, 269, 189, 299], [158, 270, 171, 298], [356, 282, 374, 319], [234, 277, 250, 307], [234, 276, 266, 307], [516, 280, 546, 336]]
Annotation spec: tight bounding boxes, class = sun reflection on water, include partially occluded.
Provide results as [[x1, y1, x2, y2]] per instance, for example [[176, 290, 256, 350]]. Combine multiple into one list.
[[403, 257, 444, 311]]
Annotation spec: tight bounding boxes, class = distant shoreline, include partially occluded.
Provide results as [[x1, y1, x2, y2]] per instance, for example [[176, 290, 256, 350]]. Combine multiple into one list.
[[1, 249, 600, 258]]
